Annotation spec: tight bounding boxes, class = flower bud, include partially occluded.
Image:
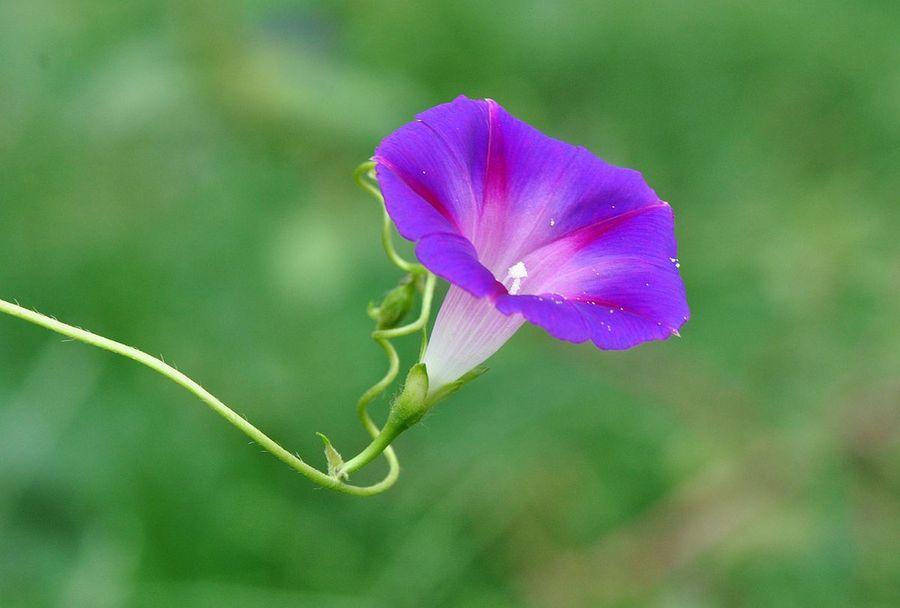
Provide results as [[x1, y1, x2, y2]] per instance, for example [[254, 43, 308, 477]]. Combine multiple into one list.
[[370, 278, 416, 329]]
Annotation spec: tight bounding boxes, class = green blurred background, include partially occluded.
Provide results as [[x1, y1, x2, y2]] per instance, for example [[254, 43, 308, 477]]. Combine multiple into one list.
[[1, 1, 898, 606]]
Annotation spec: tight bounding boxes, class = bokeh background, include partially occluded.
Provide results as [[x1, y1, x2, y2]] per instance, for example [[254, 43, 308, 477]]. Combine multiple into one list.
[[2, 1, 898, 606]]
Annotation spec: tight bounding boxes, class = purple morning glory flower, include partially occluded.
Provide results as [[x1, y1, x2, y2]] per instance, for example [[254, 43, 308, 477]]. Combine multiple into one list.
[[375, 96, 689, 393]]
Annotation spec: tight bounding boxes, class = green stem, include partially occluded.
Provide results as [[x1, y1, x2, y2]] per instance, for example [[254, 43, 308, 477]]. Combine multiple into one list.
[[0, 298, 395, 496], [347, 164, 438, 482], [339, 416, 407, 476], [354, 161, 423, 274], [343, 273, 437, 477], [353, 335, 400, 481], [0, 164, 437, 495]]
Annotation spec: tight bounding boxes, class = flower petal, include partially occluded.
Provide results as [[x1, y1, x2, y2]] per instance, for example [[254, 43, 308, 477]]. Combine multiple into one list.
[[495, 293, 591, 343], [374, 163, 459, 240], [497, 204, 688, 348], [472, 102, 662, 275], [494, 259, 688, 349], [415, 232, 505, 299], [570, 262, 689, 350], [376, 96, 666, 283], [516, 202, 679, 294], [375, 96, 489, 241], [545, 203, 689, 345]]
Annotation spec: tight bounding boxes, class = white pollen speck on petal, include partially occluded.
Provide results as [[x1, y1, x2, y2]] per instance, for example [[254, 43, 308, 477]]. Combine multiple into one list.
[[549, 217, 556, 227], [506, 261, 528, 295]]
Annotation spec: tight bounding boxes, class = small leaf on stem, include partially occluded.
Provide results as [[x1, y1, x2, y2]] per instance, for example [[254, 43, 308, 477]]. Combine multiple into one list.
[[316, 432, 348, 480]]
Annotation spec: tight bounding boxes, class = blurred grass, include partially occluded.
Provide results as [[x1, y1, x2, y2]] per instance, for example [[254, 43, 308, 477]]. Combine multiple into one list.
[[1, 1, 898, 607]]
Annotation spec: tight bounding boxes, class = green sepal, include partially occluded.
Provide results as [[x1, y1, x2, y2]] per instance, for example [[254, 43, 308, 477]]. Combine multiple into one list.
[[426, 366, 488, 407], [316, 432, 347, 480], [386, 363, 430, 431]]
